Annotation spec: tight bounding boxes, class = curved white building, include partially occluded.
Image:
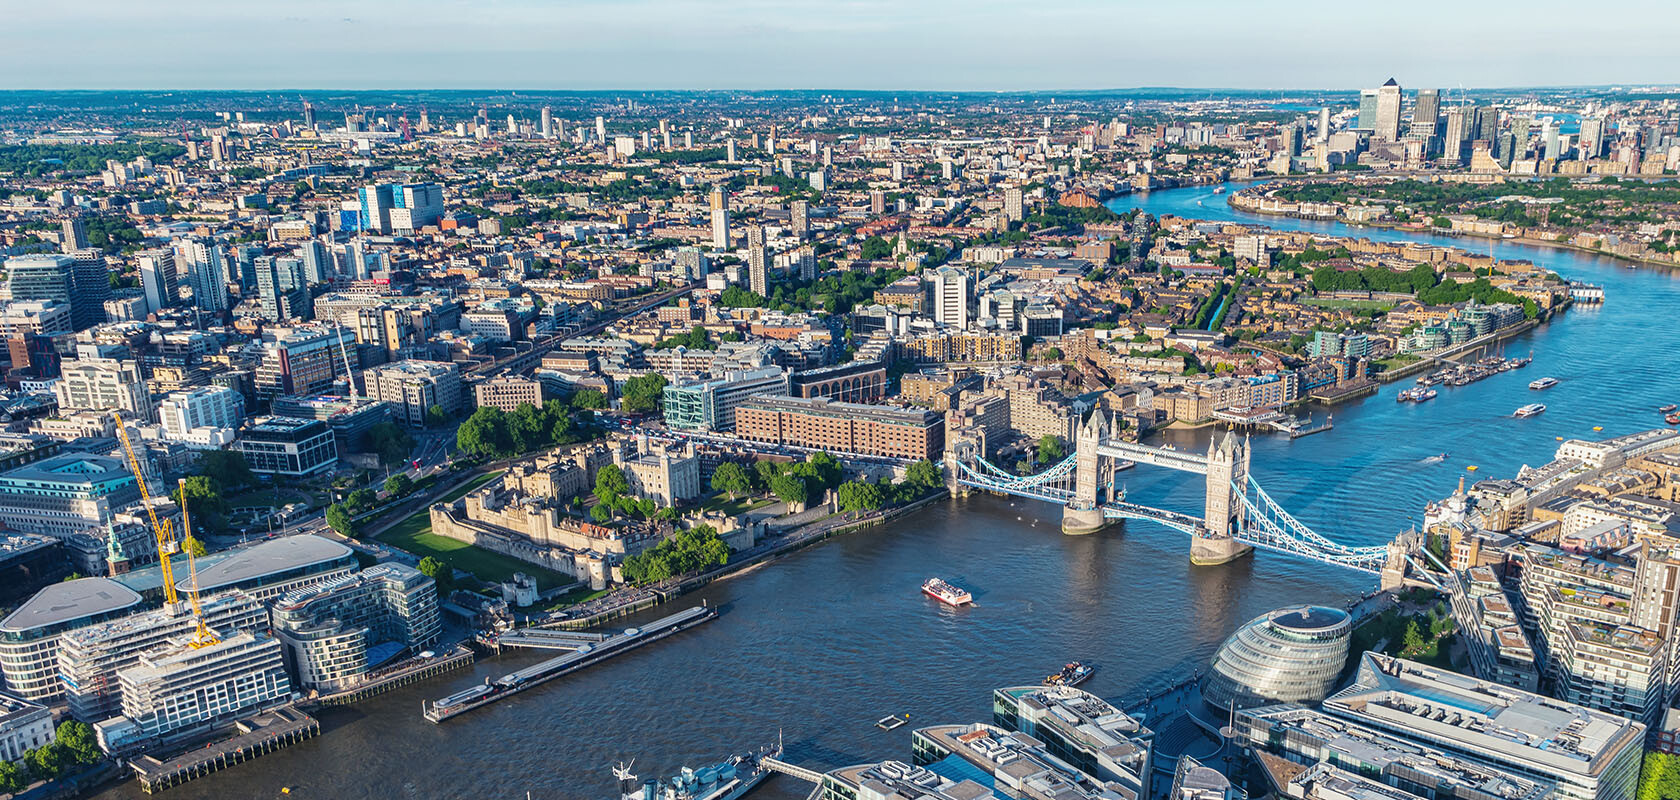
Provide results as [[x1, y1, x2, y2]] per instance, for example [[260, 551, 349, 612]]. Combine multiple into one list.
[[1203, 605, 1350, 711]]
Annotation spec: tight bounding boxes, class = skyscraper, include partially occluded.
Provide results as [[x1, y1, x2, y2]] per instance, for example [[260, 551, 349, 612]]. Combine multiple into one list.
[[297, 239, 331, 285], [930, 266, 971, 329], [68, 252, 112, 330], [175, 239, 230, 313], [1356, 89, 1379, 131], [1412, 88, 1441, 139], [790, 200, 809, 241], [256, 256, 310, 322], [1317, 107, 1331, 142], [1441, 109, 1469, 165], [1373, 79, 1402, 142], [540, 106, 553, 139], [60, 217, 87, 253], [1580, 116, 1606, 160], [595, 115, 606, 143], [746, 227, 768, 297], [136, 249, 179, 314], [709, 187, 730, 249], [301, 99, 316, 128], [1003, 187, 1024, 223]]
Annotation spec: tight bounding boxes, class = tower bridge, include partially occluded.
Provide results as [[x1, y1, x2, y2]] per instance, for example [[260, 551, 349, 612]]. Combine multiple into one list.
[[947, 412, 1412, 584]]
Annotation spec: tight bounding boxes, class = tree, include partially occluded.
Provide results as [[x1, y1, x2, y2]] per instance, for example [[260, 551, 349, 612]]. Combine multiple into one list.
[[24, 741, 71, 782], [172, 475, 228, 534], [770, 474, 808, 507], [620, 373, 668, 414], [457, 406, 512, 458], [570, 389, 608, 410], [181, 534, 207, 558], [425, 404, 450, 428], [346, 488, 376, 510], [507, 402, 548, 454], [417, 555, 453, 596], [198, 450, 255, 490], [594, 464, 630, 503], [807, 451, 843, 490], [837, 480, 887, 512], [0, 760, 24, 794], [753, 459, 782, 491], [367, 422, 414, 467], [56, 721, 100, 765], [1401, 619, 1426, 654], [326, 504, 357, 538], [384, 473, 414, 498], [1037, 435, 1066, 464], [905, 459, 942, 491], [590, 503, 613, 523], [710, 462, 752, 498]]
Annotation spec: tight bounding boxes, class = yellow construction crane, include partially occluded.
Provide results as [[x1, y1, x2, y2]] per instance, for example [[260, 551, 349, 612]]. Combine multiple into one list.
[[113, 413, 217, 647]]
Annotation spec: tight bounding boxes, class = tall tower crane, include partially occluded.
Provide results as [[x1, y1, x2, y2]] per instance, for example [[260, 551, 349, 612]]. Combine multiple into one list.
[[113, 413, 217, 648]]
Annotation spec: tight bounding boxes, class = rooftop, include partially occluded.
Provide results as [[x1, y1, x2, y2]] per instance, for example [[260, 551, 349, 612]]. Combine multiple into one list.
[[1325, 652, 1643, 774], [0, 453, 132, 486], [739, 394, 942, 426], [181, 534, 353, 594], [0, 577, 144, 634]]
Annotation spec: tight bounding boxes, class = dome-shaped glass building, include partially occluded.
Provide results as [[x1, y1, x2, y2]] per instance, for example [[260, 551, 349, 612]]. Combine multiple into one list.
[[1203, 605, 1351, 711]]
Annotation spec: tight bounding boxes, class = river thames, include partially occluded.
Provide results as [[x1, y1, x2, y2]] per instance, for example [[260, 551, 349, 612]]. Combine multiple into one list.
[[89, 184, 1680, 800]]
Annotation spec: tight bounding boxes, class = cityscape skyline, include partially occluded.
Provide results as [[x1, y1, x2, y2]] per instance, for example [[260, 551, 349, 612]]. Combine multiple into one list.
[[10, 0, 1680, 91]]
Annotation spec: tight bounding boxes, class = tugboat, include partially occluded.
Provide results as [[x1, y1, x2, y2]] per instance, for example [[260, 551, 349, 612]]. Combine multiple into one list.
[[1044, 661, 1095, 687], [922, 578, 973, 607], [615, 742, 782, 800]]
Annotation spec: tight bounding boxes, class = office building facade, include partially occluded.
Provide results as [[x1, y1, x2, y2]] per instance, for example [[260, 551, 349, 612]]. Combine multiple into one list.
[[269, 564, 440, 692]]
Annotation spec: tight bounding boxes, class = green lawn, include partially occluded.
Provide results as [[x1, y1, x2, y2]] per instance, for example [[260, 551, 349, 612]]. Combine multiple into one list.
[[698, 493, 775, 516], [376, 471, 571, 590], [228, 488, 313, 510], [543, 585, 608, 611], [1374, 354, 1424, 373]]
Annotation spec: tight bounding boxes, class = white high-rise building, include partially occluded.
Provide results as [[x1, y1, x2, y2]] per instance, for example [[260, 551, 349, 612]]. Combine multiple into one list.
[[709, 187, 730, 249], [539, 106, 553, 139], [136, 249, 179, 314], [930, 266, 971, 329], [174, 239, 230, 313]]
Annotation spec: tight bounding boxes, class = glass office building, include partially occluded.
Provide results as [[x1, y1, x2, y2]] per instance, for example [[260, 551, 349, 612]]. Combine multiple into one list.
[[1203, 605, 1350, 711]]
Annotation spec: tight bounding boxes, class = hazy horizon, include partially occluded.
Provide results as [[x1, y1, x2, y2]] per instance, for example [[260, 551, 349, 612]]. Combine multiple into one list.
[[8, 0, 1678, 92]]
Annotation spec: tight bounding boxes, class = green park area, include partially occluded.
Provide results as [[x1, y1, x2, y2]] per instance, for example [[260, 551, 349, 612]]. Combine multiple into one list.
[[1348, 592, 1459, 673], [1298, 297, 1395, 311], [698, 493, 775, 516], [377, 471, 571, 591]]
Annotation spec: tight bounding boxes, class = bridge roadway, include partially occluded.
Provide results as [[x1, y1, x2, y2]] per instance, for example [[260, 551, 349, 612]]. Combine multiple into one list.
[[495, 629, 608, 650], [1094, 441, 1208, 474], [761, 756, 825, 784]]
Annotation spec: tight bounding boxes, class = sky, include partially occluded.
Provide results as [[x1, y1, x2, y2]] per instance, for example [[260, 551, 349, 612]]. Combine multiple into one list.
[[7, 0, 1679, 91]]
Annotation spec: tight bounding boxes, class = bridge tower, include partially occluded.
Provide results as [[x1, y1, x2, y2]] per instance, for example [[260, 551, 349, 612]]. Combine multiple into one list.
[[1190, 431, 1253, 566], [1061, 411, 1109, 535]]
